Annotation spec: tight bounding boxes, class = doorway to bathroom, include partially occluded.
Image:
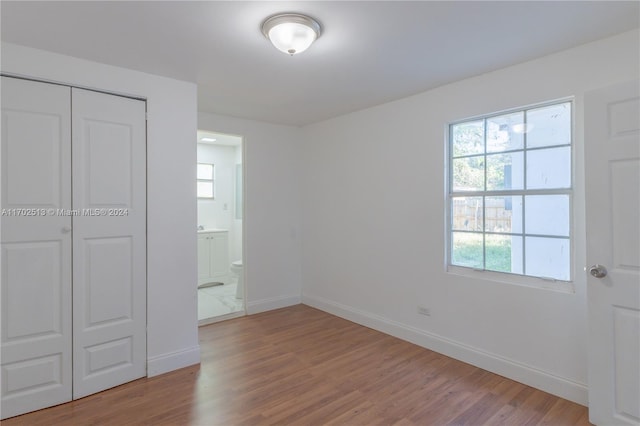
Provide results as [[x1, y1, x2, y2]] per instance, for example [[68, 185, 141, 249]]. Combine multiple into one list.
[[196, 130, 245, 325]]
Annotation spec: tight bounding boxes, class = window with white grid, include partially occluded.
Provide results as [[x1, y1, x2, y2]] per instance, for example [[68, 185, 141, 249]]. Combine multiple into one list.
[[447, 101, 572, 282]]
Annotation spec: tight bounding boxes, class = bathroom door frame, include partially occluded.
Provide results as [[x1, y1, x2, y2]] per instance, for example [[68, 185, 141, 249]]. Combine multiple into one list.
[[230, 134, 247, 315], [196, 130, 246, 324], [238, 135, 247, 309]]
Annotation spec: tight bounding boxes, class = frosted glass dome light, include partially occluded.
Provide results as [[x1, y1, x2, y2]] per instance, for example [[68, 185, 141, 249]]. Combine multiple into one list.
[[262, 13, 321, 56]]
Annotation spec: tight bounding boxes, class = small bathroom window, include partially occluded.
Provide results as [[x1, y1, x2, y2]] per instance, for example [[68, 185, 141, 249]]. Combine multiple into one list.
[[197, 163, 215, 199]]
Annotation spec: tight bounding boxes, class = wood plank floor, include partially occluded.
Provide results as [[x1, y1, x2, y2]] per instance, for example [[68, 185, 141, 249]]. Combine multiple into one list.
[[3, 305, 590, 425]]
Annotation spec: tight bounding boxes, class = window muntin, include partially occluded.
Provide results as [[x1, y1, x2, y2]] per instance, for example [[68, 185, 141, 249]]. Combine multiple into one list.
[[197, 163, 215, 199], [448, 101, 572, 282]]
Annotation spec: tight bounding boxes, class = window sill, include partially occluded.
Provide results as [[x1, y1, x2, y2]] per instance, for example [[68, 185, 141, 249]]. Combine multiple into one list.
[[446, 264, 575, 294]]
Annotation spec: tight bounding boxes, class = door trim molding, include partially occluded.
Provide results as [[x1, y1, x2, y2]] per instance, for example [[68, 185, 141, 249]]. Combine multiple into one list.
[[0, 72, 147, 102]]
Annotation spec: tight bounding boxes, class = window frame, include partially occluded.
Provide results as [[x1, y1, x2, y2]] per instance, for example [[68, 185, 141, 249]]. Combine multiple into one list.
[[445, 98, 575, 293], [197, 162, 215, 199]]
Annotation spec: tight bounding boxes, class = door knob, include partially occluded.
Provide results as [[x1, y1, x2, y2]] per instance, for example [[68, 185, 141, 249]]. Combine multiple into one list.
[[589, 264, 607, 278], [62, 226, 72, 233]]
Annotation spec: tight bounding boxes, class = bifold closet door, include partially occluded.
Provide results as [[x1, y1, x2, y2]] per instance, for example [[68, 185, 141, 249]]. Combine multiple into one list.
[[1, 77, 73, 418], [71, 88, 146, 399], [1, 79, 146, 419]]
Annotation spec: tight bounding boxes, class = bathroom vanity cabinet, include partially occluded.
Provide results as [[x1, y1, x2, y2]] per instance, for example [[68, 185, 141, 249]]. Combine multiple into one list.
[[197, 230, 229, 286]]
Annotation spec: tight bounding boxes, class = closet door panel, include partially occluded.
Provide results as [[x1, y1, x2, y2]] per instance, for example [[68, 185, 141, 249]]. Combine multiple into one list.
[[1, 77, 72, 419], [71, 88, 146, 399], [82, 119, 132, 206]]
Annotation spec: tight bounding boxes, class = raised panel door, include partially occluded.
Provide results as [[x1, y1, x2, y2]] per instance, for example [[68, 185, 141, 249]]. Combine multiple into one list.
[[1, 77, 72, 419], [585, 80, 640, 425], [71, 88, 146, 399]]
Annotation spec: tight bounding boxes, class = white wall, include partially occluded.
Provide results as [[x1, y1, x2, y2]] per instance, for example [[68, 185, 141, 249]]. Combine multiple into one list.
[[198, 112, 302, 314], [299, 29, 640, 405], [1, 42, 200, 376]]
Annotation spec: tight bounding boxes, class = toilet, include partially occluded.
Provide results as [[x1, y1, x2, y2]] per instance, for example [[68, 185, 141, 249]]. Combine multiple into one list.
[[230, 260, 244, 299]]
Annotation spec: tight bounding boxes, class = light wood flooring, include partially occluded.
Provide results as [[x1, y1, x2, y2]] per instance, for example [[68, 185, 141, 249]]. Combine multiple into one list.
[[3, 305, 590, 425]]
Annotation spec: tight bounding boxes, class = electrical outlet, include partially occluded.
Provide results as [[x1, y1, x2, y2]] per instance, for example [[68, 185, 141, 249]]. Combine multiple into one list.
[[417, 305, 431, 316]]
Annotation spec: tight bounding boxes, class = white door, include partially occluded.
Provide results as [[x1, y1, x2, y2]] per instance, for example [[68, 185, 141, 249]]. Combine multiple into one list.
[[1, 77, 72, 418], [71, 88, 147, 398], [585, 80, 640, 425]]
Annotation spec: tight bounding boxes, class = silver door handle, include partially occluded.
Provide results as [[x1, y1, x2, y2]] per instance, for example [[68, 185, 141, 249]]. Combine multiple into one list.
[[588, 264, 607, 278], [62, 226, 72, 233]]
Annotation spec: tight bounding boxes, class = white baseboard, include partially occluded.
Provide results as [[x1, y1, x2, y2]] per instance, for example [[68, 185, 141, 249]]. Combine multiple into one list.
[[147, 345, 201, 377], [246, 294, 301, 315], [302, 293, 588, 406]]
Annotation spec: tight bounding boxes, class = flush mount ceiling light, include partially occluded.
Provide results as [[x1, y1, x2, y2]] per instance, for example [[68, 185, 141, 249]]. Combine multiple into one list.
[[261, 13, 321, 56]]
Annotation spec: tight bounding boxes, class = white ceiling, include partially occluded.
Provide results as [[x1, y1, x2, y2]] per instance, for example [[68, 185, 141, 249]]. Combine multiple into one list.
[[2, 1, 638, 126]]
